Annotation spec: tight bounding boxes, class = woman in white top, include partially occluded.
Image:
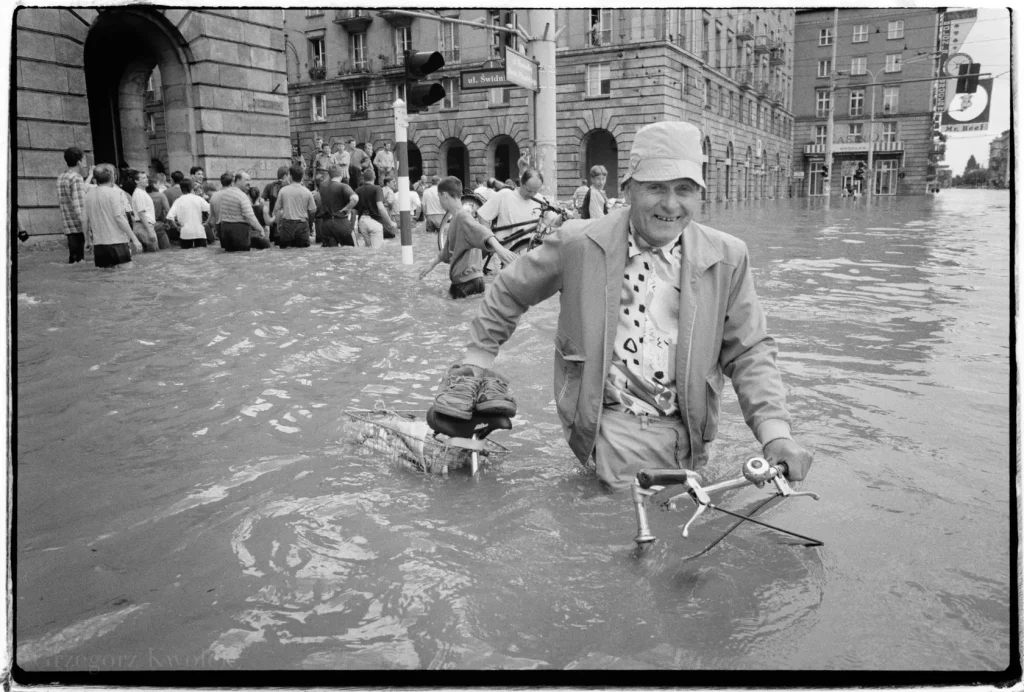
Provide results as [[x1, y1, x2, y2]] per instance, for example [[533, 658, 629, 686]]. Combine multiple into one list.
[[166, 179, 212, 249]]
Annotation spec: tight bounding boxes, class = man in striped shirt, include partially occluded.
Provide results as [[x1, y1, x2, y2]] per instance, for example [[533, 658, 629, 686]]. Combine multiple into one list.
[[217, 171, 270, 251], [57, 146, 93, 263]]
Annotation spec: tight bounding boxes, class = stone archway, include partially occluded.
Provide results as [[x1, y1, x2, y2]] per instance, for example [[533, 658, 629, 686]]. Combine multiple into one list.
[[581, 129, 618, 193], [84, 8, 198, 174], [701, 136, 711, 202], [438, 137, 470, 188], [486, 134, 520, 185], [724, 142, 734, 200]]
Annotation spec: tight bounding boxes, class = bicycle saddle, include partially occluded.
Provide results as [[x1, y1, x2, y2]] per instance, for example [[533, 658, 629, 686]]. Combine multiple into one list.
[[426, 407, 512, 440]]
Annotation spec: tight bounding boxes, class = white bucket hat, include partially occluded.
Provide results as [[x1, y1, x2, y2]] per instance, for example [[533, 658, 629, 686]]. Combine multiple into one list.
[[620, 121, 706, 189]]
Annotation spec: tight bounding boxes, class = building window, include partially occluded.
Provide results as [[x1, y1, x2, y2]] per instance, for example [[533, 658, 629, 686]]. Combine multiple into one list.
[[395, 83, 407, 102], [146, 74, 154, 93], [887, 20, 904, 39], [588, 63, 611, 96], [704, 78, 711, 109], [885, 53, 902, 73], [352, 88, 367, 113], [731, 92, 738, 120], [305, 9, 324, 18], [852, 25, 868, 43], [590, 9, 612, 46], [489, 87, 510, 105], [310, 37, 326, 69], [441, 77, 458, 109], [814, 125, 827, 145], [748, 99, 754, 124], [848, 123, 864, 141], [715, 26, 722, 69], [312, 93, 326, 121], [819, 28, 832, 46], [851, 56, 867, 76], [817, 59, 831, 78], [882, 122, 897, 143], [882, 86, 899, 113], [148, 113, 156, 133], [395, 26, 412, 58], [489, 10, 503, 56], [849, 89, 865, 117], [439, 17, 460, 62], [680, 65, 688, 97], [815, 88, 830, 118], [351, 32, 367, 69]]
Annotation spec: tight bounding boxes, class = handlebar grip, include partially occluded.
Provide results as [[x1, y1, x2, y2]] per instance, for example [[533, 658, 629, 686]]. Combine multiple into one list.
[[775, 461, 789, 477], [637, 469, 697, 489]]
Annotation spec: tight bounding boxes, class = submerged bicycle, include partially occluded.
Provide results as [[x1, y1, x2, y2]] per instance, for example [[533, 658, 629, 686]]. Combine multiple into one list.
[[437, 192, 574, 274]]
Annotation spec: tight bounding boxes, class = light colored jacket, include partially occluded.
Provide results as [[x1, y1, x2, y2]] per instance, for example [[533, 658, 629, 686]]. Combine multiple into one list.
[[464, 207, 792, 469]]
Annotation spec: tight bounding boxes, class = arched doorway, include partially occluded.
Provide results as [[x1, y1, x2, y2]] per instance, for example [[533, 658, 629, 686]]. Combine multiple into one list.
[[85, 8, 197, 173], [407, 141, 423, 186], [744, 146, 753, 201], [724, 142, 733, 200], [582, 129, 618, 194], [439, 138, 470, 188], [487, 135, 521, 185], [701, 137, 711, 201]]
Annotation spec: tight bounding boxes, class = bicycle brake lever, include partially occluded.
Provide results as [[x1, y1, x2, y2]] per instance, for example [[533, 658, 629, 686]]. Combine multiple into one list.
[[772, 474, 821, 501]]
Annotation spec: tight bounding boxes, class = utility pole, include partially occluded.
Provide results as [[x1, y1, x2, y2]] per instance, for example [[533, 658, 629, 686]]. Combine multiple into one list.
[[389, 9, 558, 197], [823, 8, 838, 198], [527, 10, 558, 200]]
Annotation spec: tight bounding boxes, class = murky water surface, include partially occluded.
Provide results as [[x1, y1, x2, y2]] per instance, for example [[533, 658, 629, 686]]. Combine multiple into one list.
[[16, 190, 1010, 671]]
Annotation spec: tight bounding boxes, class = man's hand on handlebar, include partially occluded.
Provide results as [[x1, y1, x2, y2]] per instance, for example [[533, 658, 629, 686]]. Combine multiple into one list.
[[763, 438, 813, 482]]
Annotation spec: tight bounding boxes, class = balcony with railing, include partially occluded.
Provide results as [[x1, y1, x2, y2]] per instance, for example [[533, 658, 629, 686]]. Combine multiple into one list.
[[753, 35, 770, 54], [738, 69, 754, 90], [769, 42, 785, 66], [701, 47, 709, 63], [929, 143, 946, 159], [769, 89, 785, 106], [308, 58, 327, 81], [378, 51, 405, 71], [755, 80, 770, 97], [338, 59, 374, 81], [737, 21, 755, 42], [334, 9, 373, 32]]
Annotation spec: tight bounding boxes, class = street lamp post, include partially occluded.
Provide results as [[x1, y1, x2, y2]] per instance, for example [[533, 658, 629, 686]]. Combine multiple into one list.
[[864, 66, 879, 199]]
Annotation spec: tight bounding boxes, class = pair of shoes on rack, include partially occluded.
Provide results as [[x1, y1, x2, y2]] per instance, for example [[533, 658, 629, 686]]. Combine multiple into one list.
[[432, 364, 517, 420]]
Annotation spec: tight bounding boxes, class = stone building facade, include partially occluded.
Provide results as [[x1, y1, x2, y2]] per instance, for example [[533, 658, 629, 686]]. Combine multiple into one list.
[[15, 7, 292, 241], [284, 8, 795, 202], [791, 8, 943, 196]]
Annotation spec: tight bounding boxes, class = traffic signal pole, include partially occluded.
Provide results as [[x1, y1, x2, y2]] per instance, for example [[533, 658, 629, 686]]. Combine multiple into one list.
[[527, 10, 558, 200], [393, 98, 413, 265]]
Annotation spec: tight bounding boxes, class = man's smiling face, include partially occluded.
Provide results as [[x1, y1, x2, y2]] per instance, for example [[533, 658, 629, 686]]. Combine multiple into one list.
[[626, 177, 701, 247]]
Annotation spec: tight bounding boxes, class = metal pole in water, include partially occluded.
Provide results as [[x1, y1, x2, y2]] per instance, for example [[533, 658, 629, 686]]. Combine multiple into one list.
[[394, 98, 413, 265]]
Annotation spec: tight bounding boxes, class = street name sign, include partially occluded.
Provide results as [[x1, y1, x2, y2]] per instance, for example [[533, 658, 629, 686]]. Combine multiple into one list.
[[505, 47, 539, 92], [461, 69, 514, 90]]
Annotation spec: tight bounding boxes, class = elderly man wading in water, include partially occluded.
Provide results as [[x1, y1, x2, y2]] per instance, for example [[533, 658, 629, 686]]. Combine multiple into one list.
[[433, 121, 814, 490]]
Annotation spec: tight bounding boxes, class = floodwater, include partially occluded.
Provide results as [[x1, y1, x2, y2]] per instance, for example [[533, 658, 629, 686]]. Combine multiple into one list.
[[15, 189, 1011, 672]]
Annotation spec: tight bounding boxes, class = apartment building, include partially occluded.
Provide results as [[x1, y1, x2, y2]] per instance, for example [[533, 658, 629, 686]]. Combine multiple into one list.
[[283, 8, 795, 201], [792, 8, 943, 196], [988, 129, 1010, 187]]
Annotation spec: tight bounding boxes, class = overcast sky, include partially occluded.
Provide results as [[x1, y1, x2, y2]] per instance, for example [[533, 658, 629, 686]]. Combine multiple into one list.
[[940, 5, 1012, 175]]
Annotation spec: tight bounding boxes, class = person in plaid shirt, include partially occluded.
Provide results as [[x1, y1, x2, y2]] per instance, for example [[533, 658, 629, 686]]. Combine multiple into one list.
[[57, 147, 93, 263]]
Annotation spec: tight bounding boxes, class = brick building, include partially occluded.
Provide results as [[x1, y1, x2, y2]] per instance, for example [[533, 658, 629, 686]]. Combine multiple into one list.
[[15, 7, 292, 242], [284, 8, 796, 201], [791, 8, 943, 196]]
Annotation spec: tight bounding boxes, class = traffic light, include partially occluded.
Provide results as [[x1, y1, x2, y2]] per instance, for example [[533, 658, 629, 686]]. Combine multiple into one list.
[[820, 165, 829, 180], [854, 162, 866, 180], [955, 63, 981, 94], [404, 50, 446, 113]]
